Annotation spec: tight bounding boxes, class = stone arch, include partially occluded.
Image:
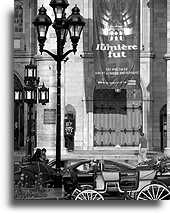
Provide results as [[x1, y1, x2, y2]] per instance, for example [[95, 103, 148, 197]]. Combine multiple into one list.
[[65, 104, 76, 116], [14, 70, 24, 87], [14, 73, 24, 90]]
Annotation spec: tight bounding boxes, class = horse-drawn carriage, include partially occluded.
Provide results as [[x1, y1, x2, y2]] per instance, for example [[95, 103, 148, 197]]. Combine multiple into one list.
[[14, 155, 170, 200], [62, 158, 170, 200]]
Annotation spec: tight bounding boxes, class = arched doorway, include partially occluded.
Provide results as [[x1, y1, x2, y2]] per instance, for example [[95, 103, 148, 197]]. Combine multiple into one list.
[[14, 75, 24, 151], [93, 87, 143, 147], [160, 104, 167, 152]]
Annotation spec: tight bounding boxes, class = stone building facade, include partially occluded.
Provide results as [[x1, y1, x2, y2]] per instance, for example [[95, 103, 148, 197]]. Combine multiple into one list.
[[14, 0, 37, 159], [14, 0, 169, 162]]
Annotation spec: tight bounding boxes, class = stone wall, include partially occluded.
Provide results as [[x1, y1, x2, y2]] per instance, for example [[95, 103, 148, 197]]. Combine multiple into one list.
[[151, 0, 167, 150]]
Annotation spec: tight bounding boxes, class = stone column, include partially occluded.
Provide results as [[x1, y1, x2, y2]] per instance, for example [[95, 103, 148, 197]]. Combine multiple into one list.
[[164, 0, 170, 156], [140, 0, 153, 148], [164, 54, 170, 156]]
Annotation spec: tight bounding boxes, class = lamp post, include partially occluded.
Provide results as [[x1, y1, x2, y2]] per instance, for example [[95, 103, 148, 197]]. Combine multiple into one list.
[[14, 60, 49, 156], [33, 0, 85, 187]]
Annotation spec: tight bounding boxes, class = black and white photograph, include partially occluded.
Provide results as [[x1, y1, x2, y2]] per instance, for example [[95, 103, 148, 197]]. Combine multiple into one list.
[[12, 0, 170, 201]]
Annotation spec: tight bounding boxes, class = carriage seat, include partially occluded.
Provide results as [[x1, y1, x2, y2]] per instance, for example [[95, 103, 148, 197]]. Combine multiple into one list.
[[135, 159, 158, 171], [95, 172, 105, 190]]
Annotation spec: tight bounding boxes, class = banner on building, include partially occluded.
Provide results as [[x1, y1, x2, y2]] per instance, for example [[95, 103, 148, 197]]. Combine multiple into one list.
[[93, 0, 140, 89]]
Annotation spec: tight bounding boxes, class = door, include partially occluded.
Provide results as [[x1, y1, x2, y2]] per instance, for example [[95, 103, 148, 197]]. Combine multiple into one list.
[[14, 75, 24, 151], [93, 88, 142, 146], [160, 104, 167, 152]]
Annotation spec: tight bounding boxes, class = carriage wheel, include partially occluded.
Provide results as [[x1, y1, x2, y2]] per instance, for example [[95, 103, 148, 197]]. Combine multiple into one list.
[[75, 190, 104, 200], [137, 184, 170, 200]]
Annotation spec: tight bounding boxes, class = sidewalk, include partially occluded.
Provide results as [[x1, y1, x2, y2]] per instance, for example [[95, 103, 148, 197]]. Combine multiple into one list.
[[33, 188, 64, 200], [14, 187, 65, 200]]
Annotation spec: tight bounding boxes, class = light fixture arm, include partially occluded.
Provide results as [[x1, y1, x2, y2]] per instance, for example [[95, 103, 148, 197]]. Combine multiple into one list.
[[40, 48, 75, 62], [41, 49, 59, 61], [62, 49, 75, 59]]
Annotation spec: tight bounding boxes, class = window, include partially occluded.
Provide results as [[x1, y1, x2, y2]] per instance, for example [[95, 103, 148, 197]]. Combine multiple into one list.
[[14, 0, 24, 33]]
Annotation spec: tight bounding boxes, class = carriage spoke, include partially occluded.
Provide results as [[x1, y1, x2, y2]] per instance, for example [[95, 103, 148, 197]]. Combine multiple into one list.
[[76, 197, 83, 200], [92, 193, 98, 200], [78, 193, 87, 200], [140, 191, 153, 200], [86, 192, 89, 200], [137, 184, 170, 200], [147, 188, 154, 200], [90, 192, 94, 200], [75, 190, 104, 200], [87, 192, 92, 200], [158, 192, 170, 200], [151, 185, 156, 199], [157, 188, 166, 200], [97, 197, 102, 200], [155, 185, 161, 199]]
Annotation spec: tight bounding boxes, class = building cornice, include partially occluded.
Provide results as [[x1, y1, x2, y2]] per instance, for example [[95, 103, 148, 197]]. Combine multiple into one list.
[[19, 51, 157, 61], [13, 53, 35, 59], [34, 54, 58, 62]]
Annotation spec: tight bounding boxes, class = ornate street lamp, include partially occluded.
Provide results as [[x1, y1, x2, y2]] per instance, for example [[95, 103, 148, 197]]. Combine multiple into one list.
[[24, 86, 37, 156], [49, 0, 69, 20], [33, 0, 85, 187], [23, 83, 49, 156], [67, 5, 85, 53], [24, 60, 40, 86], [32, 6, 52, 54], [14, 89, 23, 102], [14, 60, 49, 156], [24, 86, 37, 104], [33, 3, 85, 58], [38, 82, 49, 105]]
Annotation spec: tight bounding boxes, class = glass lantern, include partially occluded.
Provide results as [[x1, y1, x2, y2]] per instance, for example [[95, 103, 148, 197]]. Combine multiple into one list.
[[24, 87, 37, 104], [38, 83, 49, 105]]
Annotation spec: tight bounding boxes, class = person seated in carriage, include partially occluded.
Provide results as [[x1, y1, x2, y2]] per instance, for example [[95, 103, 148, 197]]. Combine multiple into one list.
[[138, 132, 148, 163]]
